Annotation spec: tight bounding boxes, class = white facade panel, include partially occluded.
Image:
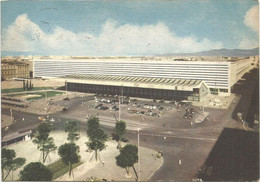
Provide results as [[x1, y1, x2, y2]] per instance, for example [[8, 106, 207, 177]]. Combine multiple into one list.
[[34, 59, 231, 90]]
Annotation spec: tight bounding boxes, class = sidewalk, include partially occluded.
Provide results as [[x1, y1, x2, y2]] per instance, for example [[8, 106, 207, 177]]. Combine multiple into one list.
[[194, 112, 209, 124], [192, 94, 236, 110], [6, 130, 163, 181], [56, 143, 163, 181]]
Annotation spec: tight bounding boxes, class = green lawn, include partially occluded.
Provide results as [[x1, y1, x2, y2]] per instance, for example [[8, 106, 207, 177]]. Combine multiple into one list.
[[47, 159, 83, 180], [1, 87, 54, 93], [6, 91, 64, 101]]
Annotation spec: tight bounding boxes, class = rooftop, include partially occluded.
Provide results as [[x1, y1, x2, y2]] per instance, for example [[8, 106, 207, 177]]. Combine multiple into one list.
[[62, 74, 206, 91]]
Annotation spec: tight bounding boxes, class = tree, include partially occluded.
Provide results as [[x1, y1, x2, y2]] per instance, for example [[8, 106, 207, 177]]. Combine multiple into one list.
[[86, 116, 100, 139], [29, 80, 32, 90], [23, 80, 25, 91], [65, 121, 80, 143], [19, 162, 52, 181], [115, 144, 138, 179], [26, 80, 28, 91], [86, 116, 108, 161], [2, 148, 26, 181], [114, 120, 126, 149], [58, 143, 80, 177], [33, 123, 57, 163]]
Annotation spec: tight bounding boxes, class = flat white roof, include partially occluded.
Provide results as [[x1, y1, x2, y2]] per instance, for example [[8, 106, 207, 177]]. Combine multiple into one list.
[[62, 74, 208, 91]]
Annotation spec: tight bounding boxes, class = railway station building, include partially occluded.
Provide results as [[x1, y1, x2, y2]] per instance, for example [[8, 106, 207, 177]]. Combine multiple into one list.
[[33, 57, 257, 101]]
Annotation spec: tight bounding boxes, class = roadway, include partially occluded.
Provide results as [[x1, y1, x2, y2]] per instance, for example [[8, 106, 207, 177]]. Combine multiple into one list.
[[1, 93, 242, 181], [1, 69, 257, 180]]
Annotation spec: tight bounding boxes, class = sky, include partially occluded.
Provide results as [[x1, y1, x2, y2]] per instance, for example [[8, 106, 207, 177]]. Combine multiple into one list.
[[1, 0, 259, 56]]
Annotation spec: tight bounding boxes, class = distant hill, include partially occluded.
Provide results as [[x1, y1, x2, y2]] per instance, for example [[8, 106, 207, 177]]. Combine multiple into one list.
[[157, 48, 259, 57], [2, 48, 259, 58]]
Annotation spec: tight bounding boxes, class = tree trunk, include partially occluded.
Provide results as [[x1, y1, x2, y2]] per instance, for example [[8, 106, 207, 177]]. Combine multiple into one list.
[[132, 165, 138, 181], [26, 80, 28, 91], [2, 169, 4, 180], [42, 145, 45, 163], [69, 161, 72, 177], [43, 151, 49, 163], [3, 168, 12, 181], [95, 150, 98, 161], [126, 167, 130, 175], [118, 140, 122, 149]]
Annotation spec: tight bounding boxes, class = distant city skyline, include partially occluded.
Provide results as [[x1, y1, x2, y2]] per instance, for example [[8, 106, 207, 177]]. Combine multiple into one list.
[[1, 0, 259, 56]]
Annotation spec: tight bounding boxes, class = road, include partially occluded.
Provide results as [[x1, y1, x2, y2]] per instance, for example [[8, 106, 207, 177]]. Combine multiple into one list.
[[1, 69, 258, 181], [1, 95, 241, 181]]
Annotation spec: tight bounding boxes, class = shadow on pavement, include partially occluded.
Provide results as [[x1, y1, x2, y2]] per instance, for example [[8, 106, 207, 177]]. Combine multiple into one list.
[[196, 127, 259, 181], [231, 68, 259, 127]]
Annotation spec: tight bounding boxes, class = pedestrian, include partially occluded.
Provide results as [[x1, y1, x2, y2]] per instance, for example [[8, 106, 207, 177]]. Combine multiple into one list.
[[179, 159, 182, 165], [163, 136, 166, 140]]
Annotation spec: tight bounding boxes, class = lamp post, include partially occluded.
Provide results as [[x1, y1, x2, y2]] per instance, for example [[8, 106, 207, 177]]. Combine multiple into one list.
[[10, 109, 12, 123], [119, 95, 120, 121], [202, 89, 204, 113], [121, 85, 123, 104], [215, 82, 217, 98], [137, 128, 141, 181]]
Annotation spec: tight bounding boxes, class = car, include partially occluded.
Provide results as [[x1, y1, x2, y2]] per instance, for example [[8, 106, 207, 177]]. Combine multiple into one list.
[[63, 97, 70, 101], [111, 133, 119, 141], [101, 106, 109, 110], [122, 137, 129, 142], [112, 105, 119, 111], [95, 104, 103, 109]]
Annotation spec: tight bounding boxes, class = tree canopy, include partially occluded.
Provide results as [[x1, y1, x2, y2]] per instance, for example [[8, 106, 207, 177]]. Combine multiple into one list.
[[115, 144, 138, 178], [58, 143, 80, 177], [115, 120, 126, 139], [33, 123, 57, 163], [65, 121, 80, 143], [37, 122, 51, 140], [114, 120, 126, 148], [2, 148, 26, 181], [19, 162, 52, 181], [86, 116, 108, 161], [86, 116, 100, 139]]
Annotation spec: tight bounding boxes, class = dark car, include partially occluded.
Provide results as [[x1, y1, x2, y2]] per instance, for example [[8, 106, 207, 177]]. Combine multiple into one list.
[[95, 104, 103, 109], [111, 133, 119, 141], [63, 97, 70, 101], [122, 137, 129, 142], [112, 105, 119, 111]]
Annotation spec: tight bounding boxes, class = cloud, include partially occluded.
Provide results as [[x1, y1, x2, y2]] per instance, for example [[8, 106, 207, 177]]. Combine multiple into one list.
[[244, 5, 259, 33], [2, 14, 223, 56], [239, 37, 258, 49], [238, 5, 259, 49]]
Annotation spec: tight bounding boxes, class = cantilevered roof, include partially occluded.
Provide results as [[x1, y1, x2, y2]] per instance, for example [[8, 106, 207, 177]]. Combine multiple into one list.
[[61, 74, 207, 91]]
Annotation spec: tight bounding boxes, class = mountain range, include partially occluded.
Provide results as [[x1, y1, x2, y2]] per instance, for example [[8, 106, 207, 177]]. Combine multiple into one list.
[[2, 48, 259, 58], [156, 47, 259, 57]]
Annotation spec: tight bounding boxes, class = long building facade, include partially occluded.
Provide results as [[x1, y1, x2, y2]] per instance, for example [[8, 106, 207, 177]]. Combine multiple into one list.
[[33, 58, 256, 100]]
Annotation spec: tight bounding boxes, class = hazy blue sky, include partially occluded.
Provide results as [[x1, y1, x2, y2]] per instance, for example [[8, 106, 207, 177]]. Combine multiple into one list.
[[1, 0, 259, 56]]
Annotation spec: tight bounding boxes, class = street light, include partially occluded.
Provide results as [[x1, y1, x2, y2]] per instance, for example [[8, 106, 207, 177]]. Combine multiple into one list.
[[10, 109, 12, 123], [121, 85, 124, 104], [137, 129, 140, 181], [202, 89, 204, 113], [119, 95, 121, 121]]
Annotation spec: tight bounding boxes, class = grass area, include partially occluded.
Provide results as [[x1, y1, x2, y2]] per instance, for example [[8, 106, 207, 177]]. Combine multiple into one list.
[[6, 91, 64, 101], [47, 159, 83, 180], [1, 87, 53, 93]]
